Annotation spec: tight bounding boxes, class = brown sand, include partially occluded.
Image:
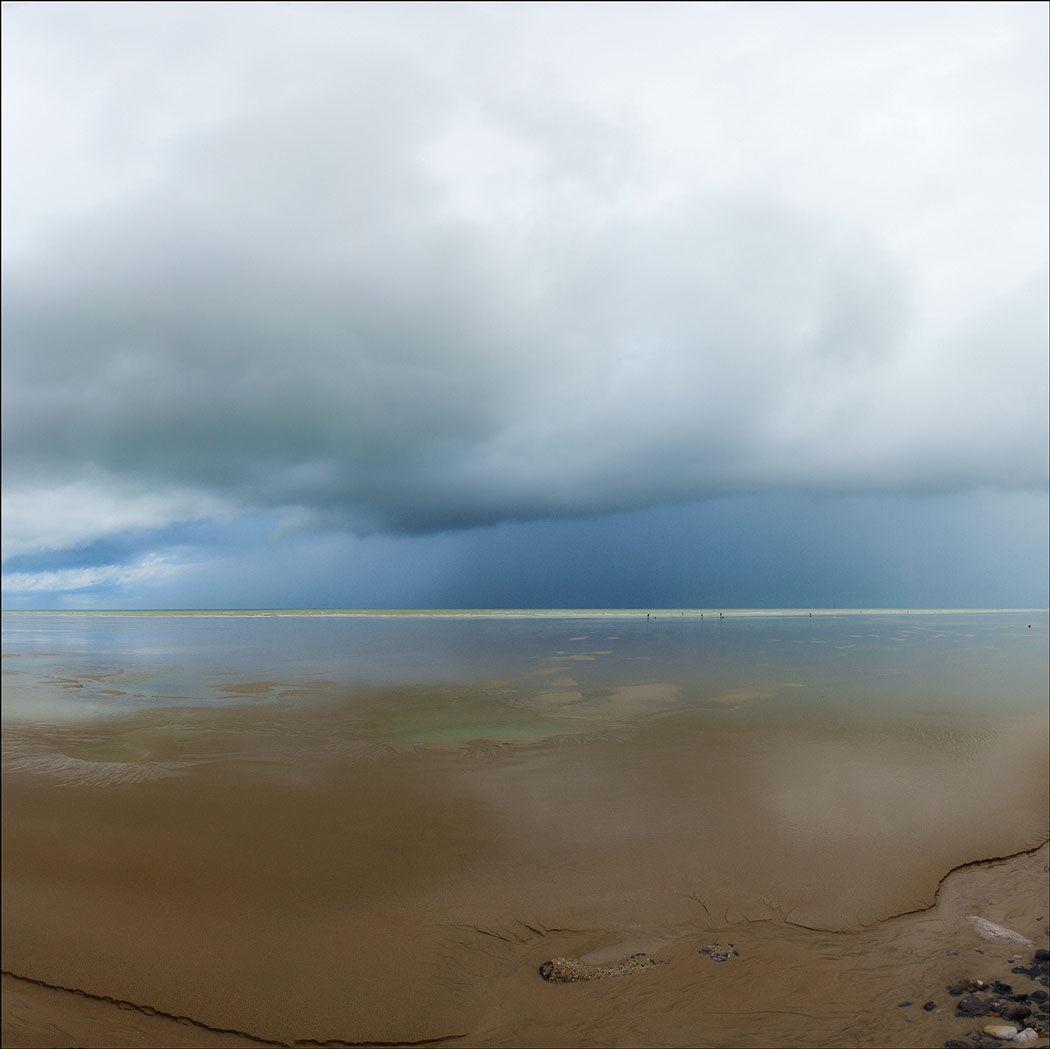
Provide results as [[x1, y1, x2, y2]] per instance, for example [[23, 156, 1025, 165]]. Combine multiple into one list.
[[2, 691, 1048, 1048]]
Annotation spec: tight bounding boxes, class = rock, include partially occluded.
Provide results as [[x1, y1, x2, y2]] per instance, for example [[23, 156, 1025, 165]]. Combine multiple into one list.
[[1035, 949, 1050, 962], [944, 1042, 972, 1048], [948, 979, 985, 996], [959, 995, 990, 1015], [968, 916, 1034, 946], [898, 1001, 913, 1007], [998, 1003, 1032, 1021], [982, 1024, 1018, 1039], [539, 953, 663, 983], [1011, 1032, 1039, 1046], [923, 1001, 937, 1011], [698, 942, 739, 962]]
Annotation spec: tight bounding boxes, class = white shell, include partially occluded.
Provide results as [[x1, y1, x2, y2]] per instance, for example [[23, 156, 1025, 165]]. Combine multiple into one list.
[[966, 915, 1034, 945], [983, 1025, 1018, 1040]]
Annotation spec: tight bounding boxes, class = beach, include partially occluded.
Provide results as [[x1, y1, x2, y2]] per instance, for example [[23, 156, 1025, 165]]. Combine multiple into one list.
[[2, 611, 1048, 1047]]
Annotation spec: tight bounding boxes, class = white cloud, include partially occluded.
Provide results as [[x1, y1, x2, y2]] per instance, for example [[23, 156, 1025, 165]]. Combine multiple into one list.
[[1, 478, 237, 560], [1, 552, 188, 593]]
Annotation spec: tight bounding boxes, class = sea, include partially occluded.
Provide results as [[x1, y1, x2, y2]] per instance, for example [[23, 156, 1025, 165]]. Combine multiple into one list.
[[2, 609, 1046, 735]]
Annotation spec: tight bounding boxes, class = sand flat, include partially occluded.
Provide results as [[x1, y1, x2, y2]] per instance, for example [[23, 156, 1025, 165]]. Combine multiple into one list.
[[3, 611, 1047, 1046], [3, 694, 1048, 1046]]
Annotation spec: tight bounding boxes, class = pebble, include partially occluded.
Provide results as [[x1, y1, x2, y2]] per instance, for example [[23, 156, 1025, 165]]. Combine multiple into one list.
[[982, 1024, 1018, 1040], [958, 995, 990, 1015], [1011, 1031, 1039, 1045], [923, 1001, 937, 1011]]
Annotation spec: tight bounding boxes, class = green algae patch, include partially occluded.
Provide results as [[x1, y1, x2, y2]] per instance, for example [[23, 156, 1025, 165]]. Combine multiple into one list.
[[361, 687, 576, 746]]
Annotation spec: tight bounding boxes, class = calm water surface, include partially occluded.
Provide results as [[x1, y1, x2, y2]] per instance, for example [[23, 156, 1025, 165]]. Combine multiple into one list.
[[2, 611, 1046, 732]]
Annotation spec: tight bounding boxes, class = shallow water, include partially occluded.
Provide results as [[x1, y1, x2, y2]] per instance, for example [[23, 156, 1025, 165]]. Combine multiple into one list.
[[3, 609, 1046, 729]]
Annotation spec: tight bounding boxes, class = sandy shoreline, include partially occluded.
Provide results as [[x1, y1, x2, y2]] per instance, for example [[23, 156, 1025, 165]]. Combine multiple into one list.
[[3, 695, 1048, 1048], [3, 613, 1047, 1047], [3, 840, 1048, 1048]]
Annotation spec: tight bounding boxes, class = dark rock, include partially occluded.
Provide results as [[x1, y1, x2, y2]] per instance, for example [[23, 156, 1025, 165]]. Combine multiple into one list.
[[957, 994, 988, 1015], [1035, 949, 1050, 962], [1030, 990, 1048, 1001], [999, 1002, 1031, 1020], [990, 982, 1013, 995], [898, 1001, 913, 1007], [698, 942, 739, 962], [944, 1042, 971, 1049], [923, 1001, 937, 1011]]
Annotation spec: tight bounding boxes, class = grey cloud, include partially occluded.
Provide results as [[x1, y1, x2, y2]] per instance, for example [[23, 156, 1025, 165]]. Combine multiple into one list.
[[3, 3, 1047, 560]]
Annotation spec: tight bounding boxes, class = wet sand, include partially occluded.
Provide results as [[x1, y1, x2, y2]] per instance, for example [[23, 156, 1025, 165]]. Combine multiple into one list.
[[3, 686, 1048, 1048]]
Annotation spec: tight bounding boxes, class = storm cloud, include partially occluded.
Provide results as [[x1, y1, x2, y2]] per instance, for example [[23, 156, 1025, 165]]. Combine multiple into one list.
[[2, 2, 1047, 606]]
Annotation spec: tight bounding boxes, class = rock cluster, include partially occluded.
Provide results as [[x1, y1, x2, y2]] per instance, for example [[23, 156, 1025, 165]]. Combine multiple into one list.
[[936, 950, 1050, 1046], [698, 942, 739, 962], [538, 952, 664, 983]]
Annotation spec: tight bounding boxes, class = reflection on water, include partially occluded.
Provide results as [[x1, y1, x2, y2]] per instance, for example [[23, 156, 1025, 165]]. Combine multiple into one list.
[[2, 611, 1046, 734]]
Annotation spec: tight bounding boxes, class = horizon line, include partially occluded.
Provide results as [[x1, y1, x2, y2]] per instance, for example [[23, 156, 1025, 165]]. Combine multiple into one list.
[[3, 606, 1047, 617]]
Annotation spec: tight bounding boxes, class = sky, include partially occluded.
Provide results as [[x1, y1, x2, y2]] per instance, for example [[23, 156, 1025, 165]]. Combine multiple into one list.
[[2, 1, 1048, 610]]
